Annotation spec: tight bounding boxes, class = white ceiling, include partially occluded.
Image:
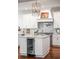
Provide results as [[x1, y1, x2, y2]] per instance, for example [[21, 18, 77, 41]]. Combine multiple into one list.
[[18, 0, 60, 14], [18, 0, 59, 3], [18, 0, 35, 3], [18, 0, 60, 3]]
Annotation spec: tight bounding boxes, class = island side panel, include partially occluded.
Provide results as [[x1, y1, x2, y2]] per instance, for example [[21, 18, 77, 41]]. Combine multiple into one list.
[[19, 37, 27, 56]]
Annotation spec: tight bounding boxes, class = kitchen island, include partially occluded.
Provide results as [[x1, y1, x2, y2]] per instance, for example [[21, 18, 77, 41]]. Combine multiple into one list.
[[18, 34, 50, 58]]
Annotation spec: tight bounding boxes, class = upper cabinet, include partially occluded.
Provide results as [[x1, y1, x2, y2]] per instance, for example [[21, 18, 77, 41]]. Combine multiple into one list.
[[23, 14, 37, 28], [53, 11, 60, 28], [18, 15, 23, 28], [18, 9, 53, 29]]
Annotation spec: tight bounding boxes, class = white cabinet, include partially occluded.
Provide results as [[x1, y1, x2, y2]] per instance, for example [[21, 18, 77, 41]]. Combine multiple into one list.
[[23, 14, 37, 28], [35, 38, 43, 57], [35, 36, 50, 58], [18, 37, 27, 56], [53, 11, 60, 28], [18, 14, 37, 28], [52, 34, 60, 46], [18, 15, 23, 28], [18, 35, 50, 57]]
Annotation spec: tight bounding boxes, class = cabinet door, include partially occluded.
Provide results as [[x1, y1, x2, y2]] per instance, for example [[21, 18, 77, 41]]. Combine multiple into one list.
[[53, 12, 60, 28], [35, 37, 50, 57], [57, 35, 60, 45], [19, 37, 27, 56], [23, 14, 37, 28], [42, 36, 50, 56], [53, 34, 60, 45], [18, 15, 23, 28], [35, 38, 43, 56]]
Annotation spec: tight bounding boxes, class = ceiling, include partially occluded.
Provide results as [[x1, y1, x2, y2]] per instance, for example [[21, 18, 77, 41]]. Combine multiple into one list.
[[18, 0, 60, 14], [18, 0, 60, 8], [18, 0, 35, 3], [18, 0, 60, 3]]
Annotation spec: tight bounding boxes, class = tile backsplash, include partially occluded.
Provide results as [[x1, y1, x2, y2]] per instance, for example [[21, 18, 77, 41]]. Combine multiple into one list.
[[38, 22, 53, 33]]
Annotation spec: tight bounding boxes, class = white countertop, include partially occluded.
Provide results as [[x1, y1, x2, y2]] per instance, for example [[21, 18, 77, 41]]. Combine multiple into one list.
[[18, 34, 49, 39], [18, 34, 34, 38]]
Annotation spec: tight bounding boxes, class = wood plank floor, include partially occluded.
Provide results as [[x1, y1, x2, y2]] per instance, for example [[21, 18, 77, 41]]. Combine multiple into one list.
[[18, 47, 60, 59]]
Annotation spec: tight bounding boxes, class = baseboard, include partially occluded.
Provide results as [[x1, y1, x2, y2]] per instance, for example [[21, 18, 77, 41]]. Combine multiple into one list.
[[52, 45, 60, 48], [20, 53, 27, 56], [35, 52, 50, 59], [21, 55, 27, 57]]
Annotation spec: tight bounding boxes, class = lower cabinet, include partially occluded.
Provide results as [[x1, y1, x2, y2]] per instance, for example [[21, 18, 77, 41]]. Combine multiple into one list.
[[18, 35, 50, 58], [52, 34, 60, 46], [35, 38, 43, 57], [35, 36, 50, 58], [18, 37, 27, 56]]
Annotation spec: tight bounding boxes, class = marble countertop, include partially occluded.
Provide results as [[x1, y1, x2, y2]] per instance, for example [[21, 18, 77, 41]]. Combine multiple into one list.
[[18, 34, 49, 38]]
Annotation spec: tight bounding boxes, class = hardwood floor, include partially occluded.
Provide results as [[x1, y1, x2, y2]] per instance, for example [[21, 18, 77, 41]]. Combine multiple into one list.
[[18, 47, 60, 59]]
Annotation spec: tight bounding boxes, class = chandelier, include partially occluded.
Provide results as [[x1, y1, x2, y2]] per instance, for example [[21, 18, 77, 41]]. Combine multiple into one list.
[[32, 0, 41, 16]]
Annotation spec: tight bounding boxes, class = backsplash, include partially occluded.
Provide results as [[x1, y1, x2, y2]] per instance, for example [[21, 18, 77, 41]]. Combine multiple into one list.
[[38, 22, 53, 33], [53, 28, 60, 35]]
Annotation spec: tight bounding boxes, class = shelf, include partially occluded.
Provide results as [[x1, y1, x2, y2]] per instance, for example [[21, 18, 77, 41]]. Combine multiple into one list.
[[37, 18, 53, 22]]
